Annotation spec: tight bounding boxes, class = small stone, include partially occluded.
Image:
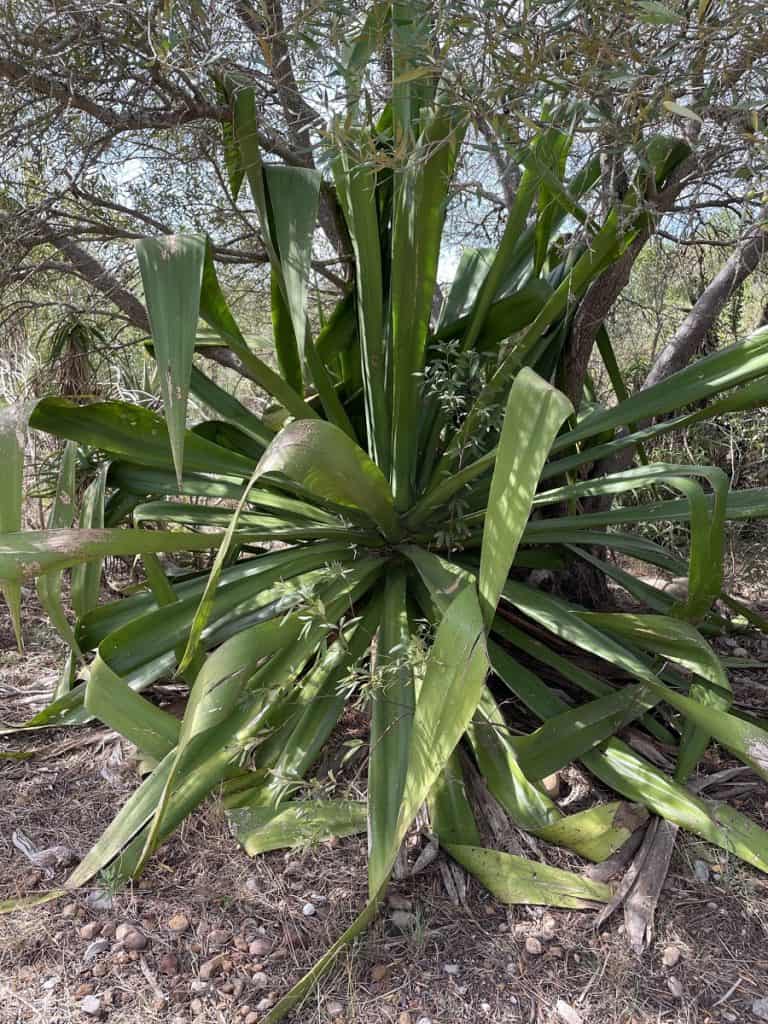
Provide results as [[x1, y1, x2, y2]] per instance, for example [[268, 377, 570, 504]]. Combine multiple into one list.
[[208, 928, 230, 947], [190, 980, 208, 994], [733, 646, 749, 657], [219, 982, 235, 995], [79, 922, 102, 940], [124, 928, 148, 951], [245, 1014, 259, 1024], [371, 964, 389, 982], [151, 994, 166, 1011], [542, 772, 561, 798], [115, 923, 148, 949], [42, 975, 60, 991], [168, 913, 190, 933], [480, 1004, 491, 1014], [550, 945, 564, 958], [91, 963, 108, 978], [389, 910, 417, 931], [416, 1018, 432, 1024], [693, 860, 710, 883], [387, 894, 412, 911], [667, 976, 684, 999], [190, 998, 204, 1014], [541, 914, 557, 940], [327, 1000, 345, 1018], [199, 956, 224, 980], [248, 938, 272, 957], [752, 998, 768, 1022], [302, 902, 316, 917], [74, 983, 95, 998], [234, 936, 249, 952], [555, 1000, 583, 1024], [84, 939, 110, 963], [159, 953, 179, 976], [398, 1015, 412, 1024], [252, 971, 269, 990], [444, 963, 460, 975], [100, 922, 116, 939], [662, 945, 681, 968], [86, 890, 114, 912], [256, 995, 276, 1012], [80, 995, 102, 1017], [62, 902, 78, 918], [525, 936, 543, 956]]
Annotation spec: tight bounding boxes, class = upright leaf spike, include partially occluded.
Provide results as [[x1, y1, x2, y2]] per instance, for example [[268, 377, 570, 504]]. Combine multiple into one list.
[[0, 402, 26, 650], [136, 234, 206, 487]]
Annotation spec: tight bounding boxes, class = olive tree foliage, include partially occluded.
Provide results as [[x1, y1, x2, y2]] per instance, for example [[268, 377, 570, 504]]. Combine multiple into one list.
[[0, 0, 767, 401]]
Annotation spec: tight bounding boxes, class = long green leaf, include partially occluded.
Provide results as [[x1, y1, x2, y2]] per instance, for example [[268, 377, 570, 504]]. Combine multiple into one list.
[[36, 441, 78, 648], [136, 234, 206, 485], [479, 368, 572, 624], [367, 568, 414, 888], [30, 399, 255, 478], [71, 463, 107, 619], [333, 146, 389, 466], [445, 845, 610, 909], [0, 403, 25, 646]]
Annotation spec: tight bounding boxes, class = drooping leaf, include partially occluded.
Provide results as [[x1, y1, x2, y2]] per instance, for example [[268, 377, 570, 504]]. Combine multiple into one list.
[[30, 399, 255, 479], [256, 418, 400, 540], [229, 800, 367, 855], [445, 845, 610, 909]]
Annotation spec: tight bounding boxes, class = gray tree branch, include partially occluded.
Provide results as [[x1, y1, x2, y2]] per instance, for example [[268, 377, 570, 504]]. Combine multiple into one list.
[[642, 208, 768, 388]]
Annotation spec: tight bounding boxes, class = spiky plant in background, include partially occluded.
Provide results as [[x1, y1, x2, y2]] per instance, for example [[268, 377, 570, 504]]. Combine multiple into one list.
[[3, 11, 768, 1019]]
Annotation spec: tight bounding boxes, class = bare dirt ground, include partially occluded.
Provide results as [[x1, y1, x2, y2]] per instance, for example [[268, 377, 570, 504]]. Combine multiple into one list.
[[3, 548, 768, 1024]]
